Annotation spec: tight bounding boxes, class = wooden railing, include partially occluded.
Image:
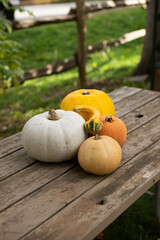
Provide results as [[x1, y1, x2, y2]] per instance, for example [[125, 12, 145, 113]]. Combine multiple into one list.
[[12, 0, 148, 87]]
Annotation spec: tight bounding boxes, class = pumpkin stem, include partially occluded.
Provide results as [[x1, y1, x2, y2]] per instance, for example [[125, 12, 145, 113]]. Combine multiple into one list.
[[105, 115, 114, 123], [94, 134, 101, 140], [48, 109, 59, 120], [82, 90, 90, 95]]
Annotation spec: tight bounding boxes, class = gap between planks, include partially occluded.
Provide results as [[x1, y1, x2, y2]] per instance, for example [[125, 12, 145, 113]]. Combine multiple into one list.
[[0, 109, 158, 214], [21, 139, 160, 240], [0, 114, 160, 240], [0, 92, 160, 202], [0, 113, 160, 213]]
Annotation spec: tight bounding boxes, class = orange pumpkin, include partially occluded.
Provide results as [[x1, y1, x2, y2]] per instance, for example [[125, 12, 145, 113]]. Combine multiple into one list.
[[99, 115, 127, 147]]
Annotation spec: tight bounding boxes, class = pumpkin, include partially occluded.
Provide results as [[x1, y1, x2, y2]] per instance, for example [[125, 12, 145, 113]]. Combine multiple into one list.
[[60, 89, 115, 116], [73, 105, 102, 135], [21, 109, 87, 162], [78, 135, 122, 175], [99, 115, 127, 147]]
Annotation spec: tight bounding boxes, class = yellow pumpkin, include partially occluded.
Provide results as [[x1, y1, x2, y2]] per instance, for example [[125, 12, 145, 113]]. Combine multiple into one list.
[[73, 105, 102, 135], [60, 89, 115, 116], [78, 135, 122, 175]]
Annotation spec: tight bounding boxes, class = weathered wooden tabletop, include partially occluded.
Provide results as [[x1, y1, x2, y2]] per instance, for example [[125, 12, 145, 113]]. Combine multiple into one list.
[[0, 86, 160, 240]]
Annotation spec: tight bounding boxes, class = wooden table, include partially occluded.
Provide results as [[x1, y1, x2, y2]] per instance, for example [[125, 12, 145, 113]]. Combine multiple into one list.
[[0, 86, 160, 240]]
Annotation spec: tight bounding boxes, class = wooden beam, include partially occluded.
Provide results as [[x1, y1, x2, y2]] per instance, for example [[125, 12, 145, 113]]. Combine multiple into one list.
[[129, 74, 149, 83], [69, 0, 148, 15], [21, 58, 76, 83], [19, 29, 145, 82], [86, 29, 146, 53], [12, 14, 76, 29], [153, 69, 160, 91], [76, 0, 87, 88]]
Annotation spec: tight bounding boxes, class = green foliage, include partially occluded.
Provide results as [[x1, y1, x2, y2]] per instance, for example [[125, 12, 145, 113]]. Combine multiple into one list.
[[0, 0, 24, 89], [9, 7, 146, 71]]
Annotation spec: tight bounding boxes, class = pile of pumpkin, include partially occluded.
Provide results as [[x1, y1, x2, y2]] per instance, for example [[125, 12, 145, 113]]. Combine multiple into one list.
[[22, 89, 127, 175]]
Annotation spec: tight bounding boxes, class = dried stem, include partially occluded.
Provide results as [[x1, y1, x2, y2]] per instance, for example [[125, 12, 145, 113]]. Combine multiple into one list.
[[105, 115, 114, 123], [48, 109, 59, 120]]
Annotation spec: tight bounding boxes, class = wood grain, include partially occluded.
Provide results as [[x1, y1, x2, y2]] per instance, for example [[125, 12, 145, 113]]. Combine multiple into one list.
[[0, 96, 159, 212], [76, 0, 87, 88], [0, 133, 22, 159], [13, 14, 76, 29], [0, 149, 35, 181], [115, 89, 160, 117], [0, 115, 159, 240], [22, 140, 160, 240], [121, 97, 160, 133], [108, 86, 142, 104], [0, 160, 76, 212]]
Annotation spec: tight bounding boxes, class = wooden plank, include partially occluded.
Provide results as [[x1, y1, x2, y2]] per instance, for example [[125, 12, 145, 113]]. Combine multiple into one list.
[[17, 0, 55, 6], [21, 58, 76, 82], [129, 74, 149, 83], [0, 86, 141, 158], [0, 166, 103, 240], [13, 14, 76, 29], [22, 139, 160, 240], [0, 132, 22, 159], [69, 0, 148, 14], [86, 5, 146, 19], [76, 0, 87, 88], [121, 115, 160, 162], [0, 96, 159, 212], [153, 69, 160, 91], [0, 149, 35, 181], [86, 29, 145, 55], [108, 86, 142, 104], [0, 115, 159, 240], [115, 89, 160, 117], [121, 97, 160, 133], [0, 160, 76, 212]]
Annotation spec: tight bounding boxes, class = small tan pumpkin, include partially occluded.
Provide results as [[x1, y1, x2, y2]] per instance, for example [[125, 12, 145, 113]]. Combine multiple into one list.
[[78, 135, 122, 175], [99, 115, 127, 147]]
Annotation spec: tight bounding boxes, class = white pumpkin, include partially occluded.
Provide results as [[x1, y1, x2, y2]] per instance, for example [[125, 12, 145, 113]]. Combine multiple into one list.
[[21, 109, 87, 162]]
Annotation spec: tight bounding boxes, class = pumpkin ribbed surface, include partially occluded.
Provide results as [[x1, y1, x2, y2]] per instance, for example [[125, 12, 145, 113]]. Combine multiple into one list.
[[60, 89, 115, 116], [21, 110, 87, 162], [99, 115, 127, 147], [78, 135, 122, 175]]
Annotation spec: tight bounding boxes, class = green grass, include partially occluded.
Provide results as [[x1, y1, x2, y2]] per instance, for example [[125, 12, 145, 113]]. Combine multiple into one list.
[[1, 6, 160, 240], [10, 7, 146, 71]]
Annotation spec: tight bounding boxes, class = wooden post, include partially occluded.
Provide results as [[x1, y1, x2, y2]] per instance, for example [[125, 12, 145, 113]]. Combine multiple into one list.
[[76, 0, 87, 88], [153, 69, 160, 91]]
